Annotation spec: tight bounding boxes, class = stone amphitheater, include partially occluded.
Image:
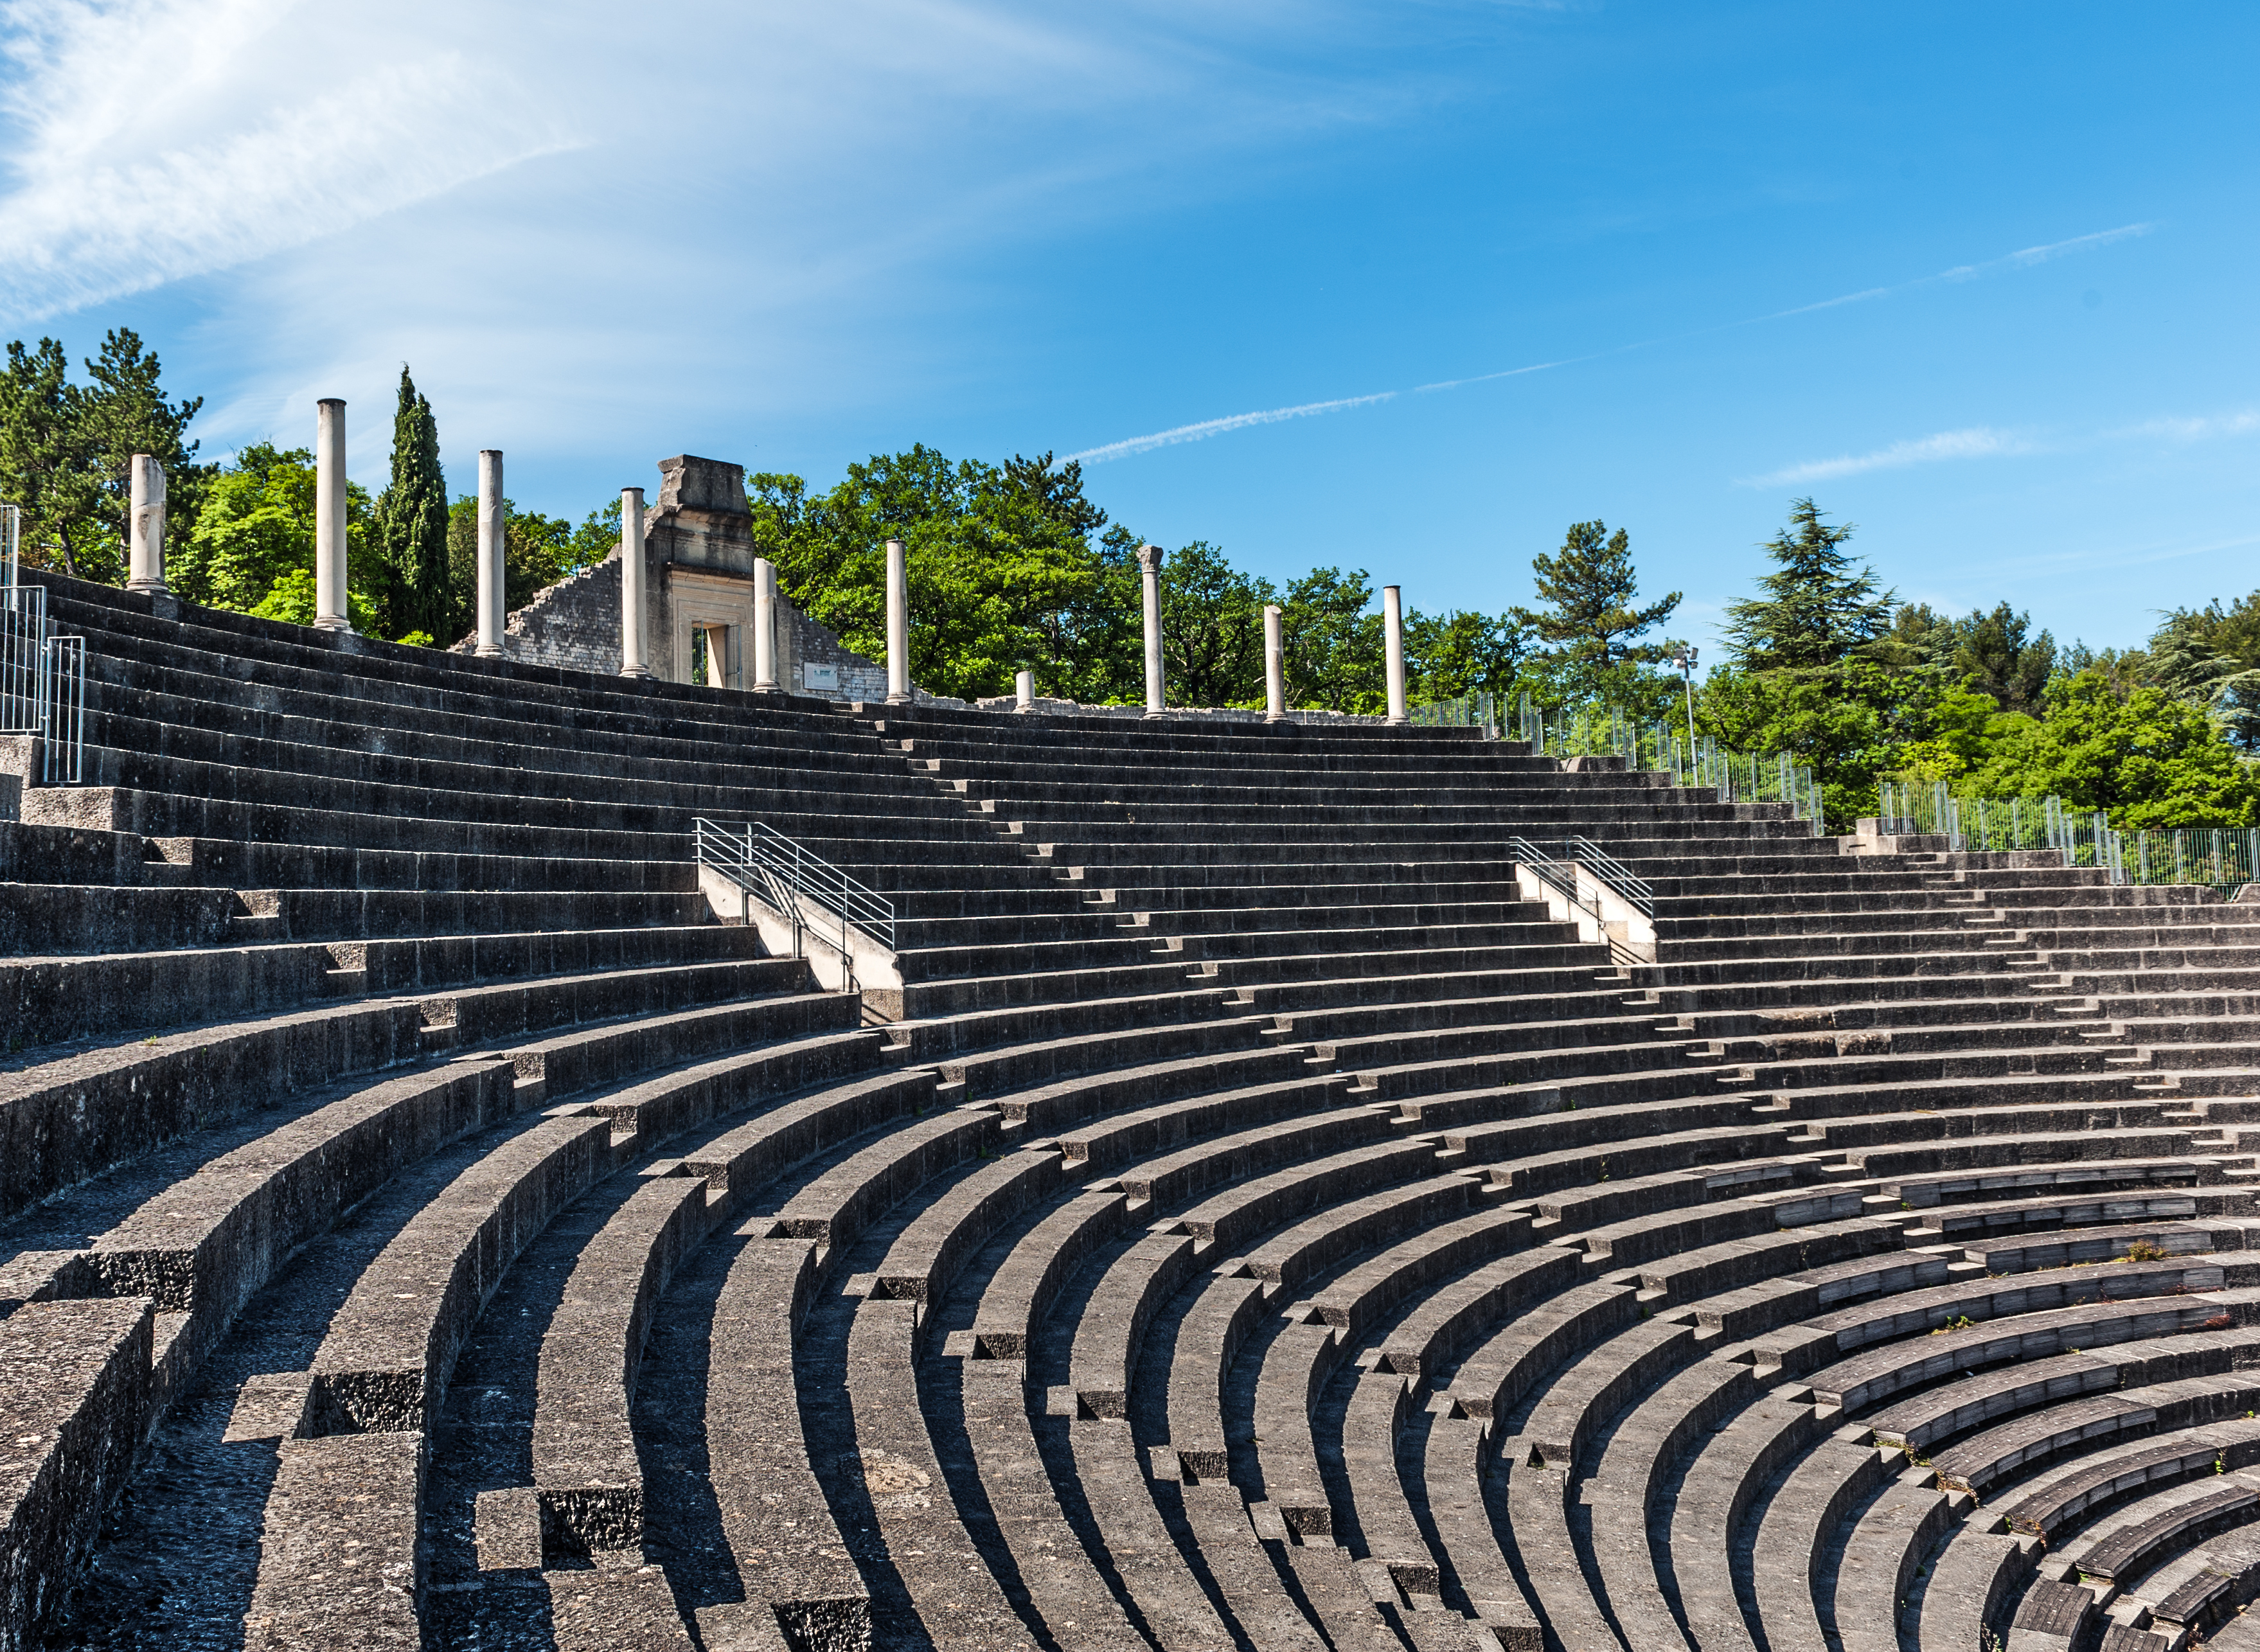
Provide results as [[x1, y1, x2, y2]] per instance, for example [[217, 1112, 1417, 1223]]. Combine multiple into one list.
[[7, 569, 2260, 1652]]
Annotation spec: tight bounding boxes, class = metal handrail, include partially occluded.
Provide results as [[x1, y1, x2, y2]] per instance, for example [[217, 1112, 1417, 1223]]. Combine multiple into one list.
[[1567, 835, 1653, 917], [1508, 836, 1590, 913], [694, 819, 896, 989], [41, 635, 84, 784], [1511, 835, 1648, 971], [0, 557, 85, 783]]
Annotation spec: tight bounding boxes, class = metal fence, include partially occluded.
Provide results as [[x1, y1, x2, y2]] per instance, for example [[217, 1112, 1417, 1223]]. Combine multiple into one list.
[[0, 524, 89, 785], [1877, 779, 2256, 894], [1490, 693, 1824, 833]]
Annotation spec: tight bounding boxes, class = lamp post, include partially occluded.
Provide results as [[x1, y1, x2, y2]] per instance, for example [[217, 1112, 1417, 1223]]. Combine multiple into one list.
[[1673, 646, 1699, 750]]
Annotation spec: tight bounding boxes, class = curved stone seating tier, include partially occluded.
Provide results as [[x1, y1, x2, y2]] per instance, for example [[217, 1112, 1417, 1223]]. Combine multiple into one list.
[[13, 572, 2260, 1646]]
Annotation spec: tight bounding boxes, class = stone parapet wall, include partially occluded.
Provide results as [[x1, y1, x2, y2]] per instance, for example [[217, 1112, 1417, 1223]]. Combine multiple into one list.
[[972, 693, 1388, 725]]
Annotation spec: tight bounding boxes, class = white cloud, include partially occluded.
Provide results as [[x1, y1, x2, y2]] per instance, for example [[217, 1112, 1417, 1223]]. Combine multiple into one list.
[[0, 0, 578, 326], [2112, 410, 2260, 443], [1742, 426, 2038, 486], [1063, 391, 1396, 464], [1743, 402, 2260, 490]]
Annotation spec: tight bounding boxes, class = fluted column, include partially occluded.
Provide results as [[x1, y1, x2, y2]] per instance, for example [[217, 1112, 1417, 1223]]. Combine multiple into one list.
[[314, 399, 351, 632], [127, 454, 167, 594], [885, 537, 909, 704], [475, 450, 505, 657], [752, 557, 779, 691], [1263, 603, 1285, 722], [1137, 542, 1165, 718], [1383, 583, 1407, 725], [618, 488, 650, 678]]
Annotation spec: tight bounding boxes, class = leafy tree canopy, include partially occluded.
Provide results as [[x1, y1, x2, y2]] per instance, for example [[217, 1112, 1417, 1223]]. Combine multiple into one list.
[[0, 330, 208, 584], [172, 442, 377, 628]]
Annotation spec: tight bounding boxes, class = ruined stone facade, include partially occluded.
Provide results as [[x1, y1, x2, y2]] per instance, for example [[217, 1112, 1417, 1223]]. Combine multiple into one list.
[[457, 453, 896, 701]]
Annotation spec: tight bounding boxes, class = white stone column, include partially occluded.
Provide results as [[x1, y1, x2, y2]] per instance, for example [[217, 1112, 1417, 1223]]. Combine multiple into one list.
[[752, 558, 779, 691], [1263, 603, 1285, 722], [126, 454, 167, 594], [1137, 542, 1166, 718], [1015, 669, 1034, 713], [476, 450, 505, 657], [618, 487, 650, 678], [314, 399, 351, 632], [885, 537, 910, 704], [1383, 583, 1407, 725]]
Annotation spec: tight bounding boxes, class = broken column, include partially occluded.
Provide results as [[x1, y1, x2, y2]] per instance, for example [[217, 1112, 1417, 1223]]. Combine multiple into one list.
[[751, 558, 779, 691], [1137, 542, 1166, 718], [1264, 603, 1285, 722], [126, 454, 167, 595], [885, 537, 909, 704], [618, 488, 650, 678], [314, 399, 351, 632], [1384, 583, 1407, 725], [1015, 669, 1033, 713], [475, 450, 504, 657]]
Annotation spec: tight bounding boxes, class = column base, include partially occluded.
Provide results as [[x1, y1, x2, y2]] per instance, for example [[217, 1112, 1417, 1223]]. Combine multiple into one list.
[[125, 579, 170, 596], [751, 680, 781, 694], [619, 665, 652, 680], [1386, 715, 1409, 726], [1264, 713, 1287, 724], [313, 616, 353, 634], [1142, 711, 1167, 720], [474, 645, 504, 659], [887, 693, 912, 705]]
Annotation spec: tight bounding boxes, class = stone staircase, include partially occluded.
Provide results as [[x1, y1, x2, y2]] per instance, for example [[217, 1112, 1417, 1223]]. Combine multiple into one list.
[[6, 569, 2260, 1649]]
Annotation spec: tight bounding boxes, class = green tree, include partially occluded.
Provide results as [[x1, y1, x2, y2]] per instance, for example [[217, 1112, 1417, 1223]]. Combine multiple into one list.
[[1953, 601, 2056, 714], [1405, 609, 1529, 702], [1968, 675, 2260, 828], [750, 446, 1133, 702], [2145, 604, 2260, 749], [1158, 540, 1272, 709], [373, 368, 449, 641], [174, 442, 378, 627], [1279, 565, 1385, 715], [0, 329, 206, 584], [1512, 519, 1680, 703], [1721, 499, 1893, 674]]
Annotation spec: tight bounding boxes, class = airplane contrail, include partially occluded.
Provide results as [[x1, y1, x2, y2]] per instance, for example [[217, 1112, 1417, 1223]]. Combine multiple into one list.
[[1059, 222, 2158, 466]]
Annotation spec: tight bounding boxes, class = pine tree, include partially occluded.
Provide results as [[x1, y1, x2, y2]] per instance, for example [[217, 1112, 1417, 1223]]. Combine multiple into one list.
[[375, 367, 450, 643], [1722, 499, 1894, 674], [1511, 520, 1680, 682]]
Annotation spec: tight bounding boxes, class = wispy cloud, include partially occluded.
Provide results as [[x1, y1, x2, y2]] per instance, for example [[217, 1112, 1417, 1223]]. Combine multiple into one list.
[[0, 0, 578, 326], [1742, 426, 2039, 486], [1063, 391, 1396, 464], [2110, 410, 2260, 443], [1743, 403, 2260, 488]]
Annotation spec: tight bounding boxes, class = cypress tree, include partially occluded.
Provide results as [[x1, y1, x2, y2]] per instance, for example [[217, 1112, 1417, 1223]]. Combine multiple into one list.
[[375, 367, 450, 642]]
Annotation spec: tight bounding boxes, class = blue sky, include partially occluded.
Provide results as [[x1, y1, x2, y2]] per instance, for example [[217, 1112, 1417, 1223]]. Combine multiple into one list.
[[2, 1, 2254, 653]]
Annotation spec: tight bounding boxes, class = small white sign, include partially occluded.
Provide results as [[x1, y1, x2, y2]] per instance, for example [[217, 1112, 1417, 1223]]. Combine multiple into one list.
[[804, 662, 840, 692]]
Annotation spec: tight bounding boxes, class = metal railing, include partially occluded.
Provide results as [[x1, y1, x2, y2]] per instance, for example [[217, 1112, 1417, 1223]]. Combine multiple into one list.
[[0, 546, 87, 785], [1567, 834, 1655, 917], [1408, 691, 1504, 738], [1876, 779, 2259, 894], [694, 818, 896, 988], [1509, 835, 1650, 970]]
